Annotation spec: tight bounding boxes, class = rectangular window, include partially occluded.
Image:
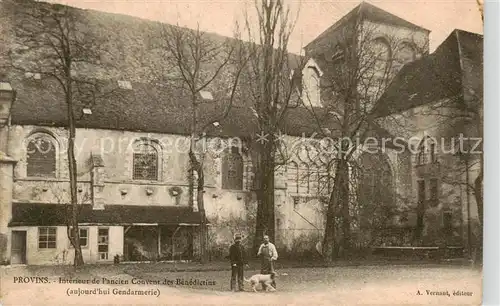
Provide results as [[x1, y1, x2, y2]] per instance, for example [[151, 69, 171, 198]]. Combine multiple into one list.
[[70, 228, 88, 248], [430, 178, 439, 202], [221, 148, 244, 190], [38, 227, 56, 249], [417, 150, 428, 165], [98, 228, 109, 260], [417, 180, 426, 203], [430, 143, 436, 163], [443, 211, 452, 231], [79, 228, 88, 247]]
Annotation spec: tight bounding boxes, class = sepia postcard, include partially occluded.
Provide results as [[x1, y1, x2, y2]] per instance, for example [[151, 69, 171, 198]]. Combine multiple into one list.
[[0, 0, 485, 305]]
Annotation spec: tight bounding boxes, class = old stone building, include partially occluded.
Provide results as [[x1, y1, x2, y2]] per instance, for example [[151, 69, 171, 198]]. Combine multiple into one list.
[[0, 1, 482, 265], [377, 29, 483, 251]]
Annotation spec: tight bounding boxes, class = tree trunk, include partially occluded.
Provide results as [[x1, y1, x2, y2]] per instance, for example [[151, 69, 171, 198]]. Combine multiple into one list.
[[323, 158, 350, 261], [189, 147, 208, 263], [337, 159, 351, 258], [265, 159, 276, 243], [473, 161, 483, 227], [253, 139, 276, 252], [254, 190, 267, 253], [472, 157, 483, 264], [414, 202, 425, 244], [322, 190, 336, 262], [66, 84, 84, 267], [197, 180, 208, 263]]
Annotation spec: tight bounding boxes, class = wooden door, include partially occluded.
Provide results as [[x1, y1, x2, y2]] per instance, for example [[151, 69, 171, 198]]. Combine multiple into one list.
[[11, 231, 27, 264]]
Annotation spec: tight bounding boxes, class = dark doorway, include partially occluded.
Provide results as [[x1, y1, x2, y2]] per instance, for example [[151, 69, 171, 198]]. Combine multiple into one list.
[[11, 231, 27, 264]]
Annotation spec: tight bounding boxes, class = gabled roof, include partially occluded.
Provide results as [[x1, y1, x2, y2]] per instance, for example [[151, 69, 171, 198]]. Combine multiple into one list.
[[374, 29, 483, 117], [3, 1, 397, 141], [9, 202, 206, 226], [2, 0, 304, 85], [305, 2, 430, 50], [3, 1, 327, 138]]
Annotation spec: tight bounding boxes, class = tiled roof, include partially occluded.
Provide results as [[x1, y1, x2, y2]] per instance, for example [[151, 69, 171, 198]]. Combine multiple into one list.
[[9, 202, 206, 226], [374, 29, 483, 117], [10, 77, 344, 138], [2, 1, 333, 138], [3, 1, 397, 140]]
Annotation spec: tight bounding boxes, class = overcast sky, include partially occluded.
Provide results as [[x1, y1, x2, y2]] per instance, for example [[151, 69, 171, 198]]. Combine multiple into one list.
[[47, 0, 483, 54]]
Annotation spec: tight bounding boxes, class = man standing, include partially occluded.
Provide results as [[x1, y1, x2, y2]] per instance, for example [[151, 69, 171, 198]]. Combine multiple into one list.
[[228, 233, 247, 292], [257, 234, 278, 289]]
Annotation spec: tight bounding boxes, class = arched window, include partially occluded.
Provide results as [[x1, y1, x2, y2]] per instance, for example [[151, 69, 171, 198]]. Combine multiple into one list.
[[222, 146, 243, 190], [306, 67, 321, 106], [369, 37, 391, 74], [132, 140, 159, 181], [357, 152, 393, 229], [26, 133, 57, 178], [287, 161, 299, 193]]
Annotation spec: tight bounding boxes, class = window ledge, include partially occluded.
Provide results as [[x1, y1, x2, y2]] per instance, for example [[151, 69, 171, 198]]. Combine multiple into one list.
[[105, 180, 189, 187], [19, 177, 60, 181], [289, 193, 328, 199]]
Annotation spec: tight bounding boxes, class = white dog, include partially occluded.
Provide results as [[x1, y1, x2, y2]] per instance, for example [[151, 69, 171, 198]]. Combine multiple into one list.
[[244, 273, 277, 292]]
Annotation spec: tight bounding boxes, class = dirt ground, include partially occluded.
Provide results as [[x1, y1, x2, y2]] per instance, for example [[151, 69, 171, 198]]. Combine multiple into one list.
[[0, 263, 482, 305]]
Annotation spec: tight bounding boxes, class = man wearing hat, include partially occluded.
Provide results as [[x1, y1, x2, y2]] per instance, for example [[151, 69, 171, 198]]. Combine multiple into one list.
[[228, 233, 248, 292]]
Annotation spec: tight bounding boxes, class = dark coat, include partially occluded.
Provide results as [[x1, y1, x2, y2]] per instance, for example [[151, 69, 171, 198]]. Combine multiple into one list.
[[229, 242, 247, 265]]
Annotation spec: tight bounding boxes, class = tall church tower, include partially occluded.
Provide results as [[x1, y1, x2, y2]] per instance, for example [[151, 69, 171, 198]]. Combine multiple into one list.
[[301, 2, 430, 112]]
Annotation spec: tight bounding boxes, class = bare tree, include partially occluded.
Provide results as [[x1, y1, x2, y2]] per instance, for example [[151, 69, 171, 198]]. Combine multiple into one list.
[[303, 20, 427, 260], [152, 24, 249, 262], [5, 0, 115, 266], [237, 0, 304, 250]]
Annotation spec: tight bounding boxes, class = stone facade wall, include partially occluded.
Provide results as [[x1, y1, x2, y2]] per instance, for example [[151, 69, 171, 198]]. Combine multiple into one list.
[[378, 100, 479, 246]]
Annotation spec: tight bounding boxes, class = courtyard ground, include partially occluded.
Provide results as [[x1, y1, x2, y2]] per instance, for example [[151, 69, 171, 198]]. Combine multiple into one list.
[[0, 261, 482, 305]]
